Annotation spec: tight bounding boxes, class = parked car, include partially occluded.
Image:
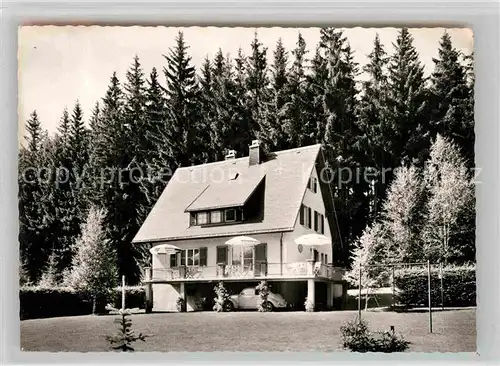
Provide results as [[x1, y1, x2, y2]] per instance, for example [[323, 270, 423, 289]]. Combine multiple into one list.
[[224, 287, 287, 311]]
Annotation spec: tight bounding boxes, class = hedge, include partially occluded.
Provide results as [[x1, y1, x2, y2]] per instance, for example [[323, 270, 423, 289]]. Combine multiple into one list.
[[20, 286, 92, 320], [20, 285, 146, 320], [394, 264, 475, 308], [111, 286, 146, 310]]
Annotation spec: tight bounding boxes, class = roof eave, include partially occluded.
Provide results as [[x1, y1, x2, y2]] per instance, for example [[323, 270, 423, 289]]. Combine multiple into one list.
[[132, 227, 295, 244]]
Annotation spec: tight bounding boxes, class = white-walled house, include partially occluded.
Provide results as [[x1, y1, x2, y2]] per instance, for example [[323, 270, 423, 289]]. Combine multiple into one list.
[[132, 141, 348, 312]]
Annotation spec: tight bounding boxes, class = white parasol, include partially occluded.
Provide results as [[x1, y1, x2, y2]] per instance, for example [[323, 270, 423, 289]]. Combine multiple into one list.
[[149, 243, 182, 255], [225, 236, 261, 246], [294, 234, 331, 260]]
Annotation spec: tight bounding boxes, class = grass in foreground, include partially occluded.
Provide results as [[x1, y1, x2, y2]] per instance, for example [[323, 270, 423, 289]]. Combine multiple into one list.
[[21, 308, 476, 352]]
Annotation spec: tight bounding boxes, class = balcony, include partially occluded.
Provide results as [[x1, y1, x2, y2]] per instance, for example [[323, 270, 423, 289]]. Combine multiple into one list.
[[144, 261, 345, 283]]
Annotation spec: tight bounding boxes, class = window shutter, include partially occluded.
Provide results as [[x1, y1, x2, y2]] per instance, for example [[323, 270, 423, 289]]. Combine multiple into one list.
[[300, 204, 305, 225], [180, 250, 186, 266], [320, 214, 324, 234], [314, 211, 319, 232], [199, 247, 208, 266], [307, 207, 312, 229], [190, 213, 196, 226], [216, 246, 228, 265], [169, 254, 177, 268]]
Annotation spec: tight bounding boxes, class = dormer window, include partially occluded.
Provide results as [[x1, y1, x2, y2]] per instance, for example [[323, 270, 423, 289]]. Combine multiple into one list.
[[196, 212, 208, 225], [210, 210, 222, 224], [190, 207, 244, 227], [225, 208, 236, 222]]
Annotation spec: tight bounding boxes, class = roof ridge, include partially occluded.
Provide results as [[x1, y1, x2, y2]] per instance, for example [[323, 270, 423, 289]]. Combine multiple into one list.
[[176, 143, 322, 170]]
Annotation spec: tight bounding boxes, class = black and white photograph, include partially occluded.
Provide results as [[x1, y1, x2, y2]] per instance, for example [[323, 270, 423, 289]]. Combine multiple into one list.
[[18, 25, 475, 352]]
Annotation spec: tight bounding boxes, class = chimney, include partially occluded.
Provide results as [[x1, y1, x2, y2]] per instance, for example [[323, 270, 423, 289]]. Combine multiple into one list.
[[249, 139, 262, 166], [225, 149, 237, 160]]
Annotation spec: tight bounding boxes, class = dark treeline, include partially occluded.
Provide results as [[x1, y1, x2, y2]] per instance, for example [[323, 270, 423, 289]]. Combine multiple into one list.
[[19, 28, 474, 285]]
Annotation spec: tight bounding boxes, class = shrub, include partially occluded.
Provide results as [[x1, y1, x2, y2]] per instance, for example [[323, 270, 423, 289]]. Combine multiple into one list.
[[213, 281, 230, 312], [20, 286, 92, 320], [176, 297, 186, 312], [195, 297, 207, 311], [106, 309, 149, 352], [394, 263, 475, 308], [340, 319, 410, 352], [304, 297, 314, 312], [256, 281, 270, 312]]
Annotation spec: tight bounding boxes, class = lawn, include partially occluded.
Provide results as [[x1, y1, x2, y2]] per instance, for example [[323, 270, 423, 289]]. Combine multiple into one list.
[[20, 308, 476, 352]]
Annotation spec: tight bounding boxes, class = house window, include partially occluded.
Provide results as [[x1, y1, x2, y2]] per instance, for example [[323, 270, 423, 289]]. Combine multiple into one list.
[[307, 207, 312, 229], [321, 253, 324, 263], [243, 245, 253, 271], [309, 177, 317, 193], [196, 212, 208, 225], [225, 208, 236, 222], [170, 254, 177, 268], [231, 245, 255, 270], [320, 214, 324, 234], [199, 247, 207, 266], [211, 210, 222, 224], [314, 211, 319, 232], [232, 245, 242, 266], [300, 204, 305, 225], [325, 254, 328, 264], [179, 248, 207, 266], [216, 246, 228, 265]]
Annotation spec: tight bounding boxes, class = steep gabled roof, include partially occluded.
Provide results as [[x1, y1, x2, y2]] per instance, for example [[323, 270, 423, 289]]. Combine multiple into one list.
[[132, 144, 322, 243]]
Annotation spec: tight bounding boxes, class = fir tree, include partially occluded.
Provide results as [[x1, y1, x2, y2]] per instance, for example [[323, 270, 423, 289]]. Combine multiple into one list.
[[232, 48, 253, 156], [69, 100, 88, 163], [283, 32, 309, 147], [19, 128, 59, 281], [316, 28, 367, 250], [430, 32, 474, 167], [260, 38, 290, 151], [57, 108, 71, 148], [25, 110, 42, 152], [246, 32, 269, 141], [357, 34, 392, 219], [387, 28, 430, 166], [90, 71, 145, 284], [163, 31, 201, 167], [143, 67, 170, 204], [204, 50, 241, 161], [106, 310, 149, 351]]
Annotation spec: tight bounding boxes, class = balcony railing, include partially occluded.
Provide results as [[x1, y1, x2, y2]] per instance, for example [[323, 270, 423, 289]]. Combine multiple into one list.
[[145, 261, 344, 282]]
